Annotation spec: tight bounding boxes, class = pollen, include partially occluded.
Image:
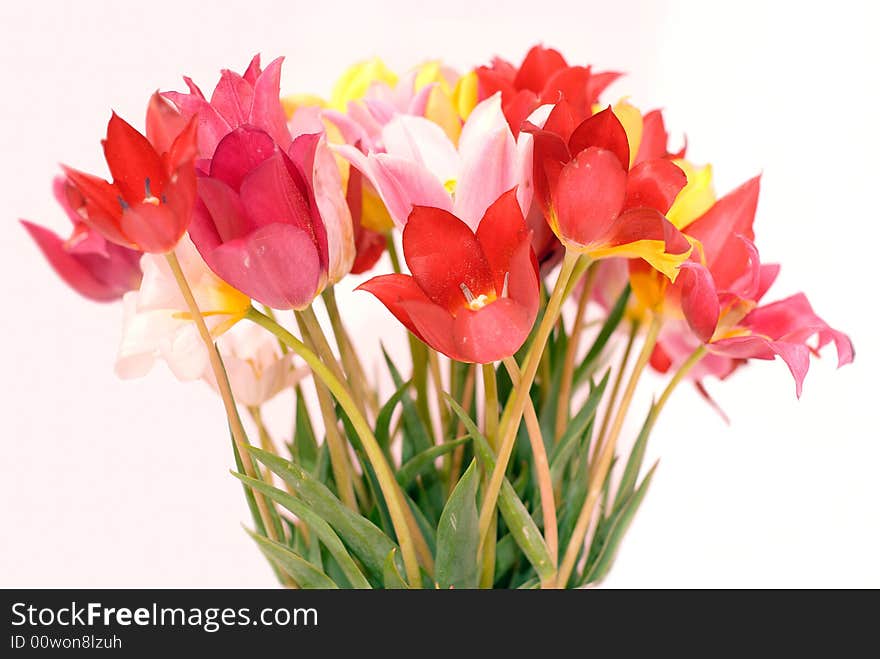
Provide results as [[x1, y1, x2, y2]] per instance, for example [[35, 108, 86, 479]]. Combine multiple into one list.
[[460, 282, 493, 310]]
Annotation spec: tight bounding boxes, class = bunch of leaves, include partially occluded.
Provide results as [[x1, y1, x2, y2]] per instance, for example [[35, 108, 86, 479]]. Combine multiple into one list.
[[234, 284, 660, 588]]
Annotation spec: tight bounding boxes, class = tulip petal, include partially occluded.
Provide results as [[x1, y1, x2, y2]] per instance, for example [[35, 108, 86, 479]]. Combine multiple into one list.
[[210, 126, 278, 191], [381, 115, 460, 188], [334, 145, 452, 225], [475, 189, 538, 301], [357, 273, 434, 343], [452, 298, 533, 363], [551, 147, 627, 247], [678, 261, 720, 343], [454, 94, 519, 229], [250, 57, 294, 149], [514, 45, 567, 93], [588, 207, 691, 281], [238, 152, 313, 232], [103, 113, 166, 201], [568, 106, 630, 170], [623, 159, 687, 214], [209, 223, 322, 309], [685, 176, 760, 284], [403, 206, 494, 313]]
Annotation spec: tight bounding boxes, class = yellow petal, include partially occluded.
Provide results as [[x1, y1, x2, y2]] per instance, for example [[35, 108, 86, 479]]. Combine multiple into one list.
[[362, 185, 395, 232], [452, 70, 479, 120], [667, 160, 716, 229], [586, 239, 691, 283], [330, 58, 398, 111], [280, 93, 326, 120], [414, 60, 453, 95], [425, 85, 462, 143]]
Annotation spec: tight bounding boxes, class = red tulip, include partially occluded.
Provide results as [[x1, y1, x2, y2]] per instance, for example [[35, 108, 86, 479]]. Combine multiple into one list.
[[358, 190, 539, 363], [345, 163, 387, 274], [21, 177, 142, 301], [476, 45, 620, 134], [189, 126, 332, 310], [61, 111, 198, 253], [525, 104, 691, 280]]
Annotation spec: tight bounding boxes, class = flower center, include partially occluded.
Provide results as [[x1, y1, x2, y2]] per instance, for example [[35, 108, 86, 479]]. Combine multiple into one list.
[[459, 273, 509, 311]]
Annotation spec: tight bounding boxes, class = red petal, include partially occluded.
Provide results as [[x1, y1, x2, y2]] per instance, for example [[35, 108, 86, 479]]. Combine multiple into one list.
[[119, 202, 181, 253], [540, 65, 591, 110], [603, 207, 691, 255], [346, 166, 386, 274], [502, 90, 541, 135], [686, 176, 760, 282], [475, 189, 533, 292], [623, 159, 687, 214], [239, 153, 313, 234], [250, 57, 293, 149], [453, 298, 534, 363], [402, 206, 494, 314], [164, 115, 199, 173], [568, 106, 630, 170], [551, 147, 627, 247], [60, 166, 128, 246], [357, 274, 434, 343], [196, 177, 252, 243], [210, 68, 254, 127], [514, 45, 567, 93], [146, 92, 190, 155], [635, 109, 670, 165], [243, 54, 262, 85], [102, 112, 166, 202], [678, 261, 720, 343]]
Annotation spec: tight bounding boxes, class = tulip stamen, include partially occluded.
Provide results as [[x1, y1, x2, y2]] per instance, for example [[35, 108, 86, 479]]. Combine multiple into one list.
[[117, 196, 129, 211], [143, 178, 161, 206], [460, 282, 491, 310], [501, 272, 510, 298]]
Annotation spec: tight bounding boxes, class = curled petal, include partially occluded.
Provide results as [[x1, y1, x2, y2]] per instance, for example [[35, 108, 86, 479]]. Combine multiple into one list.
[[678, 261, 720, 343]]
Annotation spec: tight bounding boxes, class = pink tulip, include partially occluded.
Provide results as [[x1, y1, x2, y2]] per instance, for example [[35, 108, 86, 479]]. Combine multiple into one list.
[[21, 177, 142, 302]]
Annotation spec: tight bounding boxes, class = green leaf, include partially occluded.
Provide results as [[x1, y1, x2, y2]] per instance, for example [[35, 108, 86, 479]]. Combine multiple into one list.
[[383, 549, 410, 589], [246, 529, 338, 588], [493, 534, 519, 584], [291, 386, 319, 473], [573, 285, 630, 388], [612, 404, 657, 514], [375, 380, 412, 455], [396, 437, 470, 488], [247, 446, 397, 581], [382, 346, 433, 458], [581, 461, 658, 586], [232, 473, 371, 589], [444, 394, 556, 584], [435, 460, 480, 589], [550, 370, 609, 485]]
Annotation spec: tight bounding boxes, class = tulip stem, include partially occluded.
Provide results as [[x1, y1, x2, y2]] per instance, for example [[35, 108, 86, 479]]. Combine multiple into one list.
[[502, 356, 558, 584], [322, 288, 378, 418], [447, 364, 476, 495], [477, 250, 579, 554], [592, 319, 640, 464], [556, 314, 662, 587], [297, 306, 347, 392], [163, 252, 289, 579], [555, 262, 598, 442], [654, 346, 706, 418], [246, 306, 431, 587], [294, 313, 358, 512], [428, 349, 450, 440], [482, 363, 499, 450]]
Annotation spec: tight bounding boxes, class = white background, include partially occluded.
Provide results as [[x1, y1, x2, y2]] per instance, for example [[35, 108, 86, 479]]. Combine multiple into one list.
[[1, 0, 877, 587]]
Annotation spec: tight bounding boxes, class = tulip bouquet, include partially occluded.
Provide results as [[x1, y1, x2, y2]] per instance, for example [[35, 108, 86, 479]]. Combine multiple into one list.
[[22, 46, 853, 589]]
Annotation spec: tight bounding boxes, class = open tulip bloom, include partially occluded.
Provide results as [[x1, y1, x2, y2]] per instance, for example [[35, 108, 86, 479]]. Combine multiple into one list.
[[22, 46, 853, 589]]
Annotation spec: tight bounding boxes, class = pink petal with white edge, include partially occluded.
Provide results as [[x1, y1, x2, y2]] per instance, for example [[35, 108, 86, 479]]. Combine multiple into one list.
[[381, 114, 460, 186], [333, 145, 453, 225], [454, 93, 521, 229]]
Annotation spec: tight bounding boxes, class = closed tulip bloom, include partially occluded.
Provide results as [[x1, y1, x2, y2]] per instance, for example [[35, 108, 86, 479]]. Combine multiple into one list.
[[526, 104, 692, 281], [359, 190, 539, 363], [21, 177, 143, 301], [190, 126, 335, 310]]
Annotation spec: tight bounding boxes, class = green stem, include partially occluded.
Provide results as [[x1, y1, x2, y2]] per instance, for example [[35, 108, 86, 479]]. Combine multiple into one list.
[[322, 287, 378, 417], [163, 253, 281, 545], [482, 363, 499, 450], [592, 319, 640, 464], [555, 263, 597, 442], [556, 314, 662, 587], [502, 356, 558, 586], [477, 250, 579, 550], [246, 306, 430, 587], [295, 313, 358, 512]]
